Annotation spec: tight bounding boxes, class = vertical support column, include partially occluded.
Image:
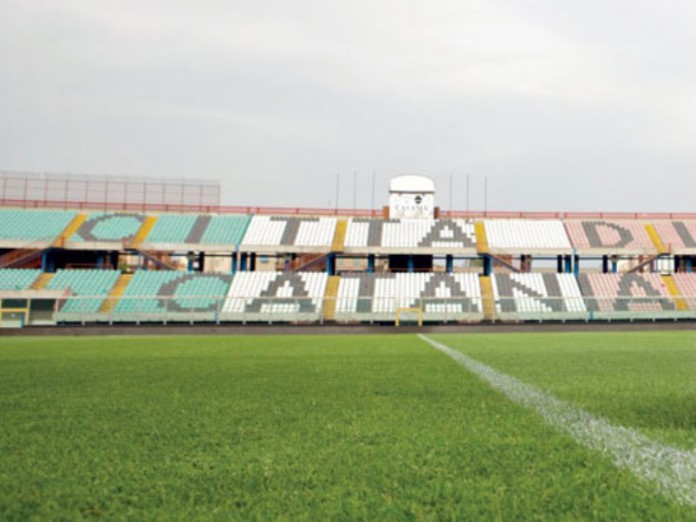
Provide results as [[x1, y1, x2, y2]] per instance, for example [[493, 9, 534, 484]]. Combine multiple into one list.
[[198, 252, 205, 272], [556, 255, 563, 273], [186, 252, 194, 273], [231, 252, 238, 274], [483, 254, 493, 276], [446, 255, 453, 274], [564, 255, 571, 274], [611, 256, 618, 274], [367, 254, 375, 273], [110, 251, 119, 270], [407, 255, 414, 274], [574, 255, 580, 277], [602, 255, 609, 273], [250, 253, 257, 272], [240, 253, 248, 272], [326, 253, 335, 276]]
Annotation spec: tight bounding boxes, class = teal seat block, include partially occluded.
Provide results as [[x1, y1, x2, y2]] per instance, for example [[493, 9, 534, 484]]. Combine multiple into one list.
[[47, 269, 120, 313], [115, 271, 181, 313], [0, 269, 41, 290], [114, 271, 232, 315], [201, 215, 251, 246], [146, 215, 198, 243], [73, 213, 145, 242], [0, 210, 76, 242]]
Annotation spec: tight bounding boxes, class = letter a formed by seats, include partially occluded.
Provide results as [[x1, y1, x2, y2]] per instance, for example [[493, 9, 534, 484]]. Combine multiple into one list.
[[246, 273, 315, 313], [417, 220, 476, 248]]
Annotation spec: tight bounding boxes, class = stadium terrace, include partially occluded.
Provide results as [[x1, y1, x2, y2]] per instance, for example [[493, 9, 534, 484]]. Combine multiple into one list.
[[1, 171, 696, 328]]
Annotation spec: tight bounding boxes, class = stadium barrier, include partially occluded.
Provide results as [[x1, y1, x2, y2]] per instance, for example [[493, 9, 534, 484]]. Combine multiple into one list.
[[4, 295, 696, 327]]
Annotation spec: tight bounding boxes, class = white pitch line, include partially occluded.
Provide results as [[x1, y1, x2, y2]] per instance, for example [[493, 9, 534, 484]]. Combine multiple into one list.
[[418, 334, 696, 507]]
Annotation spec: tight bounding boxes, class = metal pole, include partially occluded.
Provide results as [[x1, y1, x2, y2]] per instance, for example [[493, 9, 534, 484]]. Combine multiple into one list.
[[335, 172, 340, 211], [371, 171, 376, 210], [484, 175, 488, 214], [448, 173, 453, 214], [353, 171, 357, 210], [466, 173, 470, 216]]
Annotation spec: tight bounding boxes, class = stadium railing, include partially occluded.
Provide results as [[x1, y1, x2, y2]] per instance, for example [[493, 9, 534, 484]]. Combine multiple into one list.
[[6, 295, 696, 326]]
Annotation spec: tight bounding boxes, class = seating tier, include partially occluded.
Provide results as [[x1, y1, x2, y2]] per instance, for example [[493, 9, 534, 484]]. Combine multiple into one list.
[[344, 219, 476, 251], [222, 272, 328, 320], [145, 214, 199, 244], [484, 220, 572, 251], [565, 221, 654, 251], [671, 274, 696, 310], [241, 217, 337, 249], [0, 210, 76, 242], [115, 271, 232, 317], [576, 273, 674, 316], [72, 212, 145, 242], [201, 215, 250, 245], [651, 221, 696, 252], [47, 269, 120, 313], [0, 269, 41, 290], [335, 272, 482, 320], [491, 273, 586, 318]]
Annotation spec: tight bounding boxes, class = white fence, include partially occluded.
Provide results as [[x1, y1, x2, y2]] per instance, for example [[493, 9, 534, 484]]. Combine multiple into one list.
[[1, 295, 695, 327]]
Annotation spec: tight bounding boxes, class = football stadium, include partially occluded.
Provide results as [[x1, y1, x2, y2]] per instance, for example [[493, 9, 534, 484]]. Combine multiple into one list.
[[3, 171, 696, 519], [3, 171, 696, 329]]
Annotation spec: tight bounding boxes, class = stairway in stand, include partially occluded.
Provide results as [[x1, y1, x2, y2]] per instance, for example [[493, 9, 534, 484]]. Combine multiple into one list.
[[644, 223, 668, 254], [31, 273, 54, 290], [331, 219, 348, 252], [53, 213, 88, 247], [662, 275, 688, 311], [474, 222, 489, 254], [130, 216, 158, 249], [100, 274, 133, 313], [479, 276, 495, 320], [322, 276, 340, 321]]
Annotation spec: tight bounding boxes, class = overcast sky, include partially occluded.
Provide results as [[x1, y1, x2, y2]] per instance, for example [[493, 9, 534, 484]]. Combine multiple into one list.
[[2, 1, 696, 212]]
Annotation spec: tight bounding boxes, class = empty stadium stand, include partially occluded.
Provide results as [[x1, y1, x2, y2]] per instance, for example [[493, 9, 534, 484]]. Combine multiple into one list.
[[69, 212, 146, 245], [565, 221, 656, 253], [240, 216, 337, 253], [114, 271, 233, 320], [343, 219, 477, 253], [483, 220, 572, 254], [4, 202, 696, 326], [651, 221, 696, 253], [0, 210, 77, 245], [222, 272, 328, 321], [0, 269, 41, 290], [1, 267, 696, 324], [670, 273, 696, 312], [142, 214, 199, 245], [137, 214, 250, 251], [576, 273, 676, 318], [200, 215, 251, 246], [491, 273, 586, 320], [47, 269, 120, 315], [334, 272, 482, 322]]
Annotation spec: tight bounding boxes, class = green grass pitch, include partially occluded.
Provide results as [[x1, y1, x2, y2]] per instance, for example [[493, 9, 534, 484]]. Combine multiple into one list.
[[2, 332, 696, 520]]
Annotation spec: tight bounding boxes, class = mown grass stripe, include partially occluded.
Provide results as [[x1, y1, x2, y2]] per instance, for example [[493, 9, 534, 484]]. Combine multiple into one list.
[[418, 334, 696, 507]]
